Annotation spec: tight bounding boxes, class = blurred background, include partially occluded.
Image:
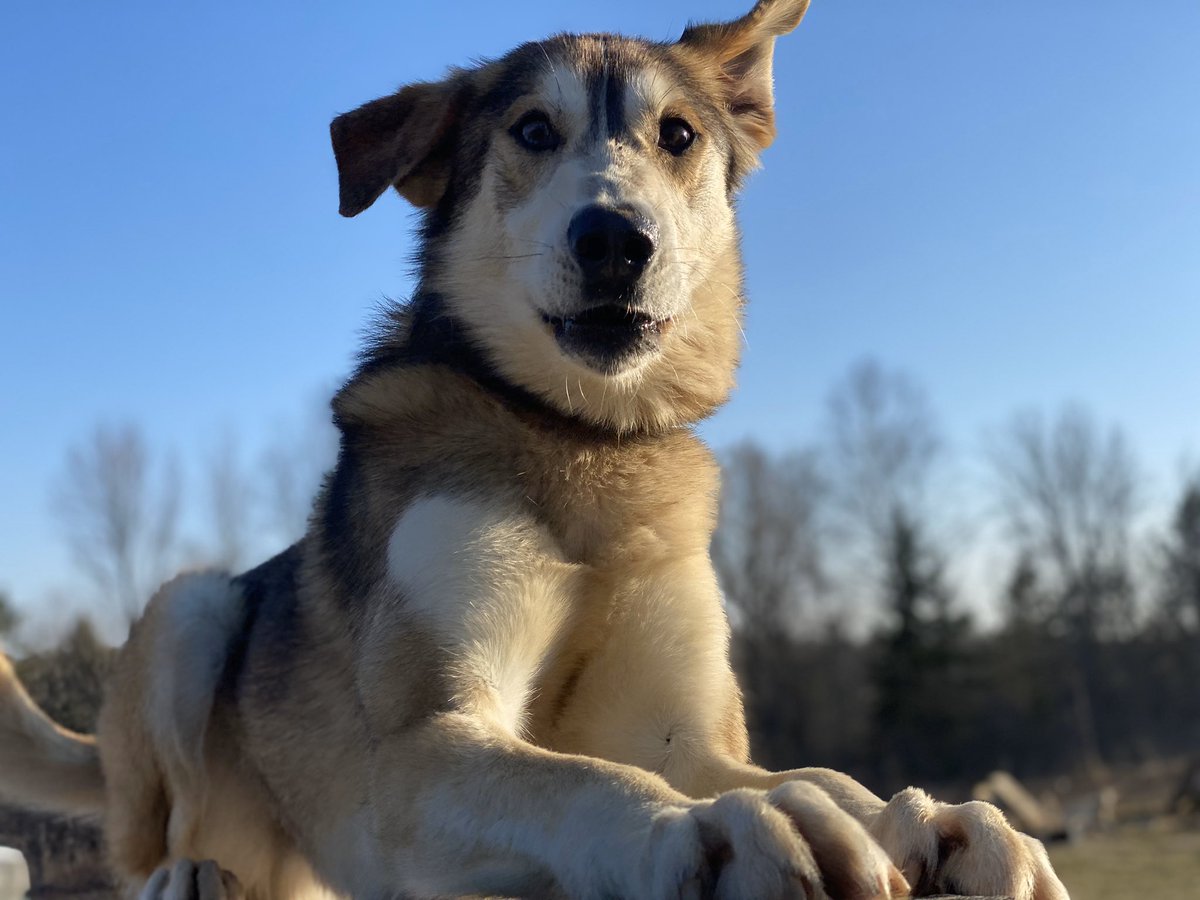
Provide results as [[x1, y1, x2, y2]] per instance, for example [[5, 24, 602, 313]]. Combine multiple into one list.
[[2, 1, 1198, 897]]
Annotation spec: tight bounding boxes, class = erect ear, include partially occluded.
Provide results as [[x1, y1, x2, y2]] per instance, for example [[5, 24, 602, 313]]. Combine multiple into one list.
[[330, 76, 465, 216], [679, 0, 809, 150]]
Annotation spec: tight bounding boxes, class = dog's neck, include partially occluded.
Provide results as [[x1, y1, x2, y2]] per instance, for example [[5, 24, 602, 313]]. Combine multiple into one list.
[[346, 251, 745, 436], [405, 294, 588, 426], [348, 293, 629, 438]]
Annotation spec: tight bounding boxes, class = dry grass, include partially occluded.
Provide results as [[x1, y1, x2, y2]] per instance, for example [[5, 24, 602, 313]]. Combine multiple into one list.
[[1047, 823, 1200, 900]]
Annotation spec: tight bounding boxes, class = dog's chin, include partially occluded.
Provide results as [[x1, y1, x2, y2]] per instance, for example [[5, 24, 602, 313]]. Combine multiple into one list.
[[541, 305, 672, 376]]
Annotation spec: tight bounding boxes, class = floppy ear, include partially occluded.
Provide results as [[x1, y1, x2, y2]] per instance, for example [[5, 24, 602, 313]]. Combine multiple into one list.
[[679, 0, 809, 150], [330, 77, 464, 216]]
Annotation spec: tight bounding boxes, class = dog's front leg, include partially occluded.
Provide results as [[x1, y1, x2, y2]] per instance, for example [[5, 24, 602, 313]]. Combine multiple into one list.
[[324, 496, 901, 899], [563, 552, 1067, 900], [353, 710, 694, 898], [345, 707, 911, 900]]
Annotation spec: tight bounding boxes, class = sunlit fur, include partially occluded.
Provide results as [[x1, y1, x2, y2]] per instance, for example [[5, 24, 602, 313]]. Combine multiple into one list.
[[0, 3, 1068, 899]]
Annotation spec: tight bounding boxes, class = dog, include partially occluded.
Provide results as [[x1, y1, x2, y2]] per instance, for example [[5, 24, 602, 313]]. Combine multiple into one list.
[[0, 2, 1069, 898]]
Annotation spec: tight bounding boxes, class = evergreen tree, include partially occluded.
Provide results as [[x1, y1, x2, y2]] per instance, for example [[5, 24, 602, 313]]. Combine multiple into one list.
[[1157, 477, 1200, 635], [871, 507, 974, 786], [0, 592, 19, 641]]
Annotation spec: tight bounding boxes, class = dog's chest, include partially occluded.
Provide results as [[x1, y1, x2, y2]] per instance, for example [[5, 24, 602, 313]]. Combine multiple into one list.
[[378, 420, 721, 747]]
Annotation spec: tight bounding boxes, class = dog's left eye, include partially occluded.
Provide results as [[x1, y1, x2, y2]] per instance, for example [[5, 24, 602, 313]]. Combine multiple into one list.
[[511, 111, 560, 152], [658, 117, 696, 155]]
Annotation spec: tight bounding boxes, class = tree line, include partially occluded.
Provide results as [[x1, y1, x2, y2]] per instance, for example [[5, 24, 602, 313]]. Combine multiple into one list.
[[716, 362, 1199, 795], [4, 360, 1197, 796]]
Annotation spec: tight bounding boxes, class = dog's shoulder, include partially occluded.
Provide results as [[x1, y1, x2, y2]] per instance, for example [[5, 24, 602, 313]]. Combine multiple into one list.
[[227, 544, 306, 682]]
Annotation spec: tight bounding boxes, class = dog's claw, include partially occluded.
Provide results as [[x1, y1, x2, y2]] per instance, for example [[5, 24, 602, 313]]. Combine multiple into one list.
[[139, 859, 244, 900]]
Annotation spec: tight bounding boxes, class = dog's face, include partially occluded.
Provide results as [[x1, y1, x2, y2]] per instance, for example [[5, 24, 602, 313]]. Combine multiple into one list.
[[441, 38, 739, 377], [332, 0, 809, 431]]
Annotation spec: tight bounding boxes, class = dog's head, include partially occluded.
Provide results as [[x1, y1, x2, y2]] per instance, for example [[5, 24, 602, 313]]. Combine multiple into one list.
[[332, 0, 808, 433]]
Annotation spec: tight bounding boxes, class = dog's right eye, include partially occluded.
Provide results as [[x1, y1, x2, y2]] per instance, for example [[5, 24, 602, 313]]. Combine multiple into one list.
[[511, 111, 560, 152]]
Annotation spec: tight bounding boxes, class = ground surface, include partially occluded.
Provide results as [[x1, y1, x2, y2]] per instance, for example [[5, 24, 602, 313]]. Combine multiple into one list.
[[1, 813, 1196, 899], [1047, 824, 1200, 900]]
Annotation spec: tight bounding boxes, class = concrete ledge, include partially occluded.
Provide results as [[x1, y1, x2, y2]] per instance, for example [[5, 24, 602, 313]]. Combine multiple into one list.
[[0, 808, 1018, 899]]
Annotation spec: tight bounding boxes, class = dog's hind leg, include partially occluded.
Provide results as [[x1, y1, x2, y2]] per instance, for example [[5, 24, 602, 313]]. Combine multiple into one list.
[[99, 633, 171, 881], [99, 573, 253, 888], [138, 860, 243, 900]]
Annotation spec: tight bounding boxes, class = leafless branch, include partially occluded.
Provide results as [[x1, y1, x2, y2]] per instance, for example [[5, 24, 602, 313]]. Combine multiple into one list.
[[51, 423, 181, 624]]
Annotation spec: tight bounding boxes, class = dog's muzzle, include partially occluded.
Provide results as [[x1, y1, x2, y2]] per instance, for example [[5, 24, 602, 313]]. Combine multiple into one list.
[[544, 205, 667, 373]]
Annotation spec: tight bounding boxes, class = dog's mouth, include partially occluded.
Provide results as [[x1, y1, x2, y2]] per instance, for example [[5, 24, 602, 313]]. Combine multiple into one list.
[[541, 305, 673, 373], [541, 305, 670, 338]]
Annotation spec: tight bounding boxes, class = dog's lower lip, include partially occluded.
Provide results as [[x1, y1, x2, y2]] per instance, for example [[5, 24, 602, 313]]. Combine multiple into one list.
[[540, 305, 671, 372], [540, 308, 670, 335]]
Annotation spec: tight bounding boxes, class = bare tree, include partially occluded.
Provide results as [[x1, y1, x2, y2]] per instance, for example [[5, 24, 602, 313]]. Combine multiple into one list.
[[824, 360, 941, 556], [259, 401, 339, 547], [820, 362, 990, 784], [988, 405, 1140, 639], [206, 433, 255, 571], [713, 442, 827, 635], [987, 405, 1141, 775], [52, 423, 181, 624], [713, 443, 864, 773]]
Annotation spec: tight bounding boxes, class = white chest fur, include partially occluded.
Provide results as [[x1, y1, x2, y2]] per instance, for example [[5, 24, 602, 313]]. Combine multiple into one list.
[[385, 495, 579, 736]]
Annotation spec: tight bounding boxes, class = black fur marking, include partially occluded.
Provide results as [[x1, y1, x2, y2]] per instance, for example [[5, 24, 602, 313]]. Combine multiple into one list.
[[587, 68, 605, 144], [604, 71, 627, 141], [583, 42, 631, 144], [359, 295, 614, 442], [725, 148, 741, 196], [318, 437, 377, 607], [223, 544, 303, 700]]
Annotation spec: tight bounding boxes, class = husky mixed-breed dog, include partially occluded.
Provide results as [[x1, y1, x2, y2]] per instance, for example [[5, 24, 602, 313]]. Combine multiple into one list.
[[0, 2, 1069, 898]]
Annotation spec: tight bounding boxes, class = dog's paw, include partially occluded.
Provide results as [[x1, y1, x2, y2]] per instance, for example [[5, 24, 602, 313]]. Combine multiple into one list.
[[139, 860, 244, 900], [870, 787, 1068, 900], [644, 786, 908, 899]]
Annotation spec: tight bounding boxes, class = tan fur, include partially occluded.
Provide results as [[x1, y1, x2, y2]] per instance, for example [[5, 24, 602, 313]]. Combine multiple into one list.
[[0, 2, 1068, 898]]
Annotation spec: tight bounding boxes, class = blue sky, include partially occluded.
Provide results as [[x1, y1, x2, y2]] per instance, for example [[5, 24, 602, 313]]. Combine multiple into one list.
[[2, 1, 1198, 631]]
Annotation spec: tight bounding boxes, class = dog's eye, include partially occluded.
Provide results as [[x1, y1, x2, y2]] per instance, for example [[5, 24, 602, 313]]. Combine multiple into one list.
[[511, 111, 560, 152], [658, 117, 696, 155]]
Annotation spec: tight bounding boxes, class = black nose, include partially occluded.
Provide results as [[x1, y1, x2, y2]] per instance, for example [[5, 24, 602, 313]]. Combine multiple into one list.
[[568, 206, 656, 292]]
